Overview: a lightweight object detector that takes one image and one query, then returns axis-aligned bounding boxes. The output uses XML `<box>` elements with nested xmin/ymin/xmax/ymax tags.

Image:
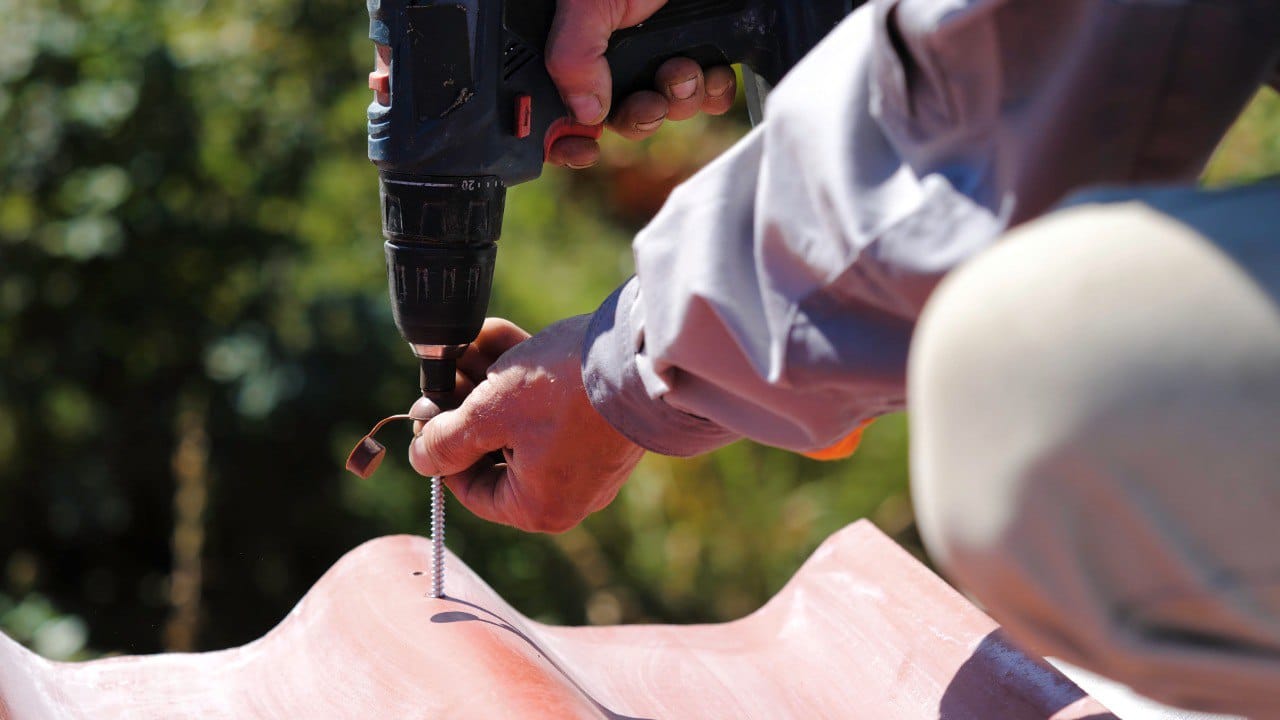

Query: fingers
<box><xmin>654</xmin><ymin>57</ymin><xmax>705</xmax><ymax>122</ymax></box>
<box><xmin>702</xmin><ymin>65</ymin><xmax>736</xmax><ymax>115</ymax></box>
<box><xmin>545</xmin><ymin>0</ymin><xmax>616</xmax><ymax>124</ymax></box>
<box><xmin>409</xmin><ymin>392</ymin><xmax>504</xmax><ymax>477</ymax></box>
<box><xmin>544</xmin><ymin>0</ymin><xmax>733</xmax><ymax>168</ymax></box>
<box><xmin>562</xmin><ymin>60</ymin><xmax>737</xmax><ymax>161</ymax></box>
<box><xmin>547</xmin><ymin>56</ymin><xmax>735</xmax><ymax>169</ymax></box>
<box><xmin>545</xmin><ymin>0</ymin><xmax>671</xmax><ymax>125</ymax></box>
<box><xmin>547</xmin><ymin>136</ymin><xmax>601</xmax><ymax>169</ymax></box>
<box><xmin>473</xmin><ymin>317</ymin><xmax>531</xmax><ymax>358</ymax></box>
<box><xmin>456</xmin><ymin>318</ymin><xmax>531</xmax><ymax>385</ymax></box>
<box><xmin>443</xmin><ymin>459</ymin><xmax>583</xmax><ymax>534</ymax></box>
<box><xmin>411</xmin><ymin>318</ymin><xmax>529</xmax><ymax>461</ymax></box>
<box><xmin>609</xmin><ymin>90</ymin><xmax>668</xmax><ymax>141</ymax></box>
<box><xmin>411</xmin><ymin>313</ymin><xmax>638</xmax><ymax>535</ymax></box>
<box><xmin>440</xmin><ymin>459</ymin><xmax>517</xmax><ymax>527</ymax></box>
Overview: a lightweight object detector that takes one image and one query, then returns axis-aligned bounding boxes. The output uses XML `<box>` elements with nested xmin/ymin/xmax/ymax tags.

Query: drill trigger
<box><xmin>543</xmin><ymin>117</ymin><xmax>604</xmax><ymax>163</ymax></box>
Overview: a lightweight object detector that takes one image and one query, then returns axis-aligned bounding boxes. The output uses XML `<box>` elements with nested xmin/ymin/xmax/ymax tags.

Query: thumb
<box><xmin>545</xmin><ymin>0</ymin><xmax>617</xmax><ymax>124</ymax></box>
<box><xmin>409</xmin><ymin>402</ymin><xmax>500</xmax><ymax>477</ymax></box>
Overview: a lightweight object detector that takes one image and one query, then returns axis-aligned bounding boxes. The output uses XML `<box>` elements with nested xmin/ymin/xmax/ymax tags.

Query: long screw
<box><xmin>429</xmin><ymin>475</ymin><xmax>445</xmax><ymax>598</ymax></box>
<box><xmin>343</xmin><ymin>411</ymin><xmax>447</xmax><ymax>596</ymax></box>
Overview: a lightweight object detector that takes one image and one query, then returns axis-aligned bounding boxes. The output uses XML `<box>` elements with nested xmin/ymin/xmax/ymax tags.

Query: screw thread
<box><xmin>429</xmin><ymin>476</ymin><xmax>445</xmax><ymax>598</ymax></box>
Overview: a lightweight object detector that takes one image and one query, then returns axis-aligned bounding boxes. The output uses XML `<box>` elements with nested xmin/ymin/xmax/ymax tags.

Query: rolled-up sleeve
<box><xmin>582</xmin><ymin>0</ymin><xmax>1279</xmax><ymax>456</ymax></box>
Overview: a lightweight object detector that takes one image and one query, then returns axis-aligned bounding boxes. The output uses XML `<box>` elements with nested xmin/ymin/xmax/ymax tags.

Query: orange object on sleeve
<box><xmin>801</xmin><ymin>419</ymin><xmax>876</xmax><ymax>461</ymax></box>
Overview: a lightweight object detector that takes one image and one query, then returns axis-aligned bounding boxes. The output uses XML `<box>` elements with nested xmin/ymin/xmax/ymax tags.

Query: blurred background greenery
<box><xmin>0</xmin><ymin>0</ymin><xmax>1276</xmax><ymax>661</ymax></box>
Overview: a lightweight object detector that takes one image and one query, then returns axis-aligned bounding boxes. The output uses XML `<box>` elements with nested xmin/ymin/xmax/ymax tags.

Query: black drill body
<box><xmin>366</xmin><ymin>0</ymin><xmax>858</xmax><ymax>394</ymax></box>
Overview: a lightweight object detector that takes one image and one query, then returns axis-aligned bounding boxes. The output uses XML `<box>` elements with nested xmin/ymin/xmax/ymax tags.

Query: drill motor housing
<box><xmin>367</xmin><ymin>0</ymin><xmax>857</xmax><ymax>393</ymax></box>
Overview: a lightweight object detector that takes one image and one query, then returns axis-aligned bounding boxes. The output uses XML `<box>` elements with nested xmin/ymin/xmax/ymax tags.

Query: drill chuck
<box><xmin>380</xmin><ymin>173</ymin><xmax>505</xmax><ymax>394</ymax></box>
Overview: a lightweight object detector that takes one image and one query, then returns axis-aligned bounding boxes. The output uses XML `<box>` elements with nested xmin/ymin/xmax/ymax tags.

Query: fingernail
<box><xmin>707</xmin><ymin>82</ymin><xmax>730</xmax><ymax>99</ymax></box>
<box><xmin>564</xmin><ymin>161</ymin><xmax>594</xmax><ymax>170</ymax></box>
<box><xmin>567</xmin><ymin>94</ymin><xmax>602</xmax><ymax>124</ymax></box>
<box><xmin>670</xmin><ymin>78</ymin><xmax>697</xmax><ymax>100</ymax></box>
<box><xmin>634</xmin><ymin>117</ymin><xmax>664</xmax><ymax>132</ymax></box>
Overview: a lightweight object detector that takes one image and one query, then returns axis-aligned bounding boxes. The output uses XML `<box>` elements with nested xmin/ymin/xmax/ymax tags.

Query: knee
<box><xmin>908</xmin><ymin>196</ymin><xmax>1280</xmax><ymax>715</ymax></box>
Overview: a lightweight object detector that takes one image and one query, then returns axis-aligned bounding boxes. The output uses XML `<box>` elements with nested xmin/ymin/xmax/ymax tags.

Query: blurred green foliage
<box><xmin>0</xmin><ymin>0</ymin><xmax>1277</xmax><ymax>658</ymax></box>
<box><xmin>0</xmin><ymin>591</ymin><xmax>93</xmax><ymax>661</ymax></box>
<box><xmin>1203</xmin><ymin>88</ymin><xmax>1280</xmax><ymax>186</ymax></box>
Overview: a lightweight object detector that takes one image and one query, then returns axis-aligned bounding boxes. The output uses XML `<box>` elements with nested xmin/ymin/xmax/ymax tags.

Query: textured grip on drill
<box><xmin>505</xmin><ymin>0</ymin><xmax>856</xmax><ymax>105</ymax></box>
<box><xmin>386</xmin><ymin>241</ymin><xmax>497</xmax><ymax>347</ymax></box>
<box><xmin>380</xmin><ymin>174</ymin><xmax>505</xmax><ymax>245</ymax></box>
<box><xmin>381</xmin><ymin>174</ymin><xmax>504</xmax><ymax>348</ymax></box>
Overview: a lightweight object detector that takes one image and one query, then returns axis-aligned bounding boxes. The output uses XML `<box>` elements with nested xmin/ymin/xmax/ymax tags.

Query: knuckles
<box><xmin>544</xmin><ymin>51</ymin><xmax>581</xmax><ymax>83</ymax></box>
<box><xmin>544</xmin><ymin>35</ymin><xmax>610</xmax><ymax>83</ymax></box>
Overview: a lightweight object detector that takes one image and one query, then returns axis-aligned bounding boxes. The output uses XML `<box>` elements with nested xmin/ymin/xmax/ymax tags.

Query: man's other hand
<box><xmin>408</xmin><ymin>317</ymin><xmax>644</xmax><ymax>533</ymax></box>
<box><xmin>545</xmin><ymin>0</ymin><xmax>737</xmax><ymax>169</ymax></box>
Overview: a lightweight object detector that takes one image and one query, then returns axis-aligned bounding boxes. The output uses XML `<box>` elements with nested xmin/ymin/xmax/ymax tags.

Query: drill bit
<box><xmin>429</xmin><ymin>475</ymin><xmax>445</xmax><ymax>598</ymax></box>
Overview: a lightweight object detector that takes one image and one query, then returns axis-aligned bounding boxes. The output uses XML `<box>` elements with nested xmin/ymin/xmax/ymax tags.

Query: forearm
<box><xmin>584</xmin><ymin>0</ymin><xmax>1276</xmax><ymax>456</ymax></box>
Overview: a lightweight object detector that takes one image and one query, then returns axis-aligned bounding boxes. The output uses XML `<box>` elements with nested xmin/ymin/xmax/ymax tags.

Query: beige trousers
<box><xmin>909</xmin><ymin>184</ymin><xmax>1280</xmax><ymax>718</ymax></box>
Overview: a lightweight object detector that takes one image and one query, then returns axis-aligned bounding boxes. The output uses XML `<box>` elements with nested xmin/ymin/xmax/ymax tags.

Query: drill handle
<box><xmin>509</xmin><ymin>0</ymin><xmax>857</xmax><ymax>108</ymax></box>
<box><xmin>605</xmin><ymin>0</ymin><xmax>856</xmax><ymax>99</ymax></box>
<box><xmin>367</xmin><ymin>0</ymin><xmax>859</xmax><ymax>183</ymax></box>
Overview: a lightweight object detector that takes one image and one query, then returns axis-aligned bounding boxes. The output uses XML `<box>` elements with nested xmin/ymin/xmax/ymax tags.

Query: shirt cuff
<box><xmin>581</xmin><ymin>278</ymin><xmax>741</xmax><ymax>457</ymax></box>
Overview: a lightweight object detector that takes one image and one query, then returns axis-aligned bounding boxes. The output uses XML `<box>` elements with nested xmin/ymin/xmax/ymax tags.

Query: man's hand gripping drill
<box><xmin>348</xmin><ymin>0</ymin><xmax>856</xmax><ymax>561</ymax></box>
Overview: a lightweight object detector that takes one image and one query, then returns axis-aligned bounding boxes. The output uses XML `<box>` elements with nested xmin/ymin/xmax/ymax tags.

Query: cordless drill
<box><xmin>366</xmin><ymin>0</ymin><xmax>857</xmax><ymax>394</ymax></box>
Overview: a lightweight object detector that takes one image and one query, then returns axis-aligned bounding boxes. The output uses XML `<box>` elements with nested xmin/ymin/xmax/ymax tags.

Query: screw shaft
<box><xmin>429</xmin><ymin>475</ymin><xmax>445</xmax><ymax>598</ymax></box>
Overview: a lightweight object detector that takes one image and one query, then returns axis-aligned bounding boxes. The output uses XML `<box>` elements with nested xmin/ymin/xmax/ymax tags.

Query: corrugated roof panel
<box><xmin>0</xmin><ymin>520</ymin><xmax>1114</xmax><ymax>719</ymax></box>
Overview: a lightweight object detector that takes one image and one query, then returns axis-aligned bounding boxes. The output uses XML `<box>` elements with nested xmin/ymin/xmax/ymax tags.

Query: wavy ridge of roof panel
<box><xmin>0</xmin><ymin>520</ymin><xmax>1115</xmax><ymax>719</ymax></box>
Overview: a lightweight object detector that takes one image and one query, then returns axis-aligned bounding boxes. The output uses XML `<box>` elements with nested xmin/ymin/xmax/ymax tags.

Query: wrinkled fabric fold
<box><xmin>582</xmin><ymin>0</ymin><xmax>1280</xmax><ymax>455</ymax></box>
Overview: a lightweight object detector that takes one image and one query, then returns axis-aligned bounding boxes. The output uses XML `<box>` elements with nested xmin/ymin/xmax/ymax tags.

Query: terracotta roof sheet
<box><xmin>0</xmin><ymin>520</ymin><xmax>1115</xmax><ymax>719</ymax></box>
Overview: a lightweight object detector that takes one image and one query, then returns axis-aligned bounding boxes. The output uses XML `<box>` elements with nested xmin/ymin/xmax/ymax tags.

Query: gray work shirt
<box><xmin>581</xmin><ymin>0</ymin><xmax>1280</xmax><ymax>456</ymax></box>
